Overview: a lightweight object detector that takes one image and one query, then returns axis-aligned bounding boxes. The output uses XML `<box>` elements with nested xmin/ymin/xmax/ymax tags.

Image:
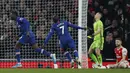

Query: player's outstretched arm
<box><xmin>67</xmin><ymin>22</ymin><xmax>87</xmax><ymax>30</ymax></box>
<box><xmin>44</xmin><ymin>27</ymin><xmax>54</xmax><ymax>46</ymax></box>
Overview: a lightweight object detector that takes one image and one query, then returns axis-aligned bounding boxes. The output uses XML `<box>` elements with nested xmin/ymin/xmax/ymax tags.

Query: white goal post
<box><xmin>78</xmin><ymin>0</ymin><xmax>88</xmax><ymax>68</ymax></box>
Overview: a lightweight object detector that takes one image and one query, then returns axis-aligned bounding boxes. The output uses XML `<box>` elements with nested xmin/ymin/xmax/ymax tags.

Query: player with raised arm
<box><xmin>88</xmin><ymin>12</ymin><xmax>104</xmax><ymax>68</ymax></box>
<box><xmin>106</xmin><ymin>38</ymin><xmax>129</xmax><ymax>69</ymax></box>
<box><xmin>10</xmin><ymin>10</ymin><xmax>58</xmax><ymax>68</ymax></box>
<box><xmin>43</xmin><ymin>16</ymin><xmax>87</xmax><ymax>68</ymax></box>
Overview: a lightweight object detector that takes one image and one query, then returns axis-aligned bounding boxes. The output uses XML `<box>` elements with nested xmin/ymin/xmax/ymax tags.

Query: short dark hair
<box><xmin>53</xmin><ymin>15</ymin><xmax>59</xmax><ymax>23</ymax></box>
<box><xmin>11</xmin><ymin>10</ymin><xmax>18</xmax><ymax>16</ymax></box>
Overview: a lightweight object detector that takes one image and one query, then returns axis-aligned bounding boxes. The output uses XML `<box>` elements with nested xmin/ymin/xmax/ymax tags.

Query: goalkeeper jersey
<box><xmin>93</xmin><ymin>20</ymin><xmax>104</xmax><ymax>41</ymax></box>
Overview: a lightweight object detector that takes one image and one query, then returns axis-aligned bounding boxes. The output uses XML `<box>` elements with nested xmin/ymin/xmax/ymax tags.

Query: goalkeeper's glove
<box><xmin>83</xmin><ymin>27</ymin><xmax>87</xmax><ymax>30</ymax></box>
<box><xmin>87</xmin><ymin>34</ymin><xmax>94</xmax><ymax>39</ymax></box>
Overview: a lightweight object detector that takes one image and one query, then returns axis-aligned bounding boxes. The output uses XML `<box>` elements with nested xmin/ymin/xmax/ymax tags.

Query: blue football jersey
<box><xmin>44</xmin><ymin>21</ymin><xmax>84</xmax><ymax>45</ymax></box>
<box><xmin>16</xmin><ymin>17</ymin><xmax>36</xmax><ymax>45</ymax></box>
<box><xmin>16</xmin><ymin>17</ymin><xmax>33</xmax><ymax>37</ymax></box>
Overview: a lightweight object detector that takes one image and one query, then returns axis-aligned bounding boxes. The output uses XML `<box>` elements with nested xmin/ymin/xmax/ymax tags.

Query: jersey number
<box><xmin>60</xmin><ymin>26</ymin><xmax>64</xmax><ymax>35</ymax></box>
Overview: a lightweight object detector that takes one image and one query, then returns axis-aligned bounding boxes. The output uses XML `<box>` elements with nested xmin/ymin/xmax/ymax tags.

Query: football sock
<box><xmin>89</xmin><ymin>53</ymin><xmax>99</xmax><ymax>64</ymax></box>
<box><xmin>73</xmin><ymin>50</ymin><xmax>78</xmax><ymax>58</ymax></box>
<box><xmin>15</xmin><ymin>49</ymin><xmax>21</xmax><ymax>63</ymax></box>
<box><xmin>64</xmin><ymin>51</ymin><xmax>72</xmax><ymax>62</ymax></box>
<box><xmin>35</xmin><ymin>48</ymin><xmax>51</xmax><ymax>57</ymax></box>
<box><xmin>97</xmin><ymin>54</ymin><xmax>102</xmax><ymax>66</ymax></box>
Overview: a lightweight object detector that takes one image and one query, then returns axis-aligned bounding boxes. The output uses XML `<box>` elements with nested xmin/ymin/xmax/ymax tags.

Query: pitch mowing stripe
<box><xmin>0</xmin><ymin>69</ymin><xmax>130</xmax><ymax>73</ymax></box>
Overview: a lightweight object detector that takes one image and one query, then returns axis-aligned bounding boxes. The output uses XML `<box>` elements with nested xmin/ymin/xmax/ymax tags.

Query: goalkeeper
<box><xmin>88</xmin><ymin>12</ymin><xmax>104</xmax><ymax>68</ymax></box>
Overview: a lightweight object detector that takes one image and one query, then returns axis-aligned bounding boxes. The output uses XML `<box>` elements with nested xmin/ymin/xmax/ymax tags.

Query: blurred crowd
<box><xmin>88</xmin><ymin>0</ymin><xmax>130</xmax><ymax>59</ymax></box>
<box><xmin>0</xmin><ymin>0</ymin><xmax>78</xmax><ymax>40</ymax></box>
<box><xmin>0</xmin><ymin>0</ymin><xmax>130</xmax><ymax>60</ymax></box>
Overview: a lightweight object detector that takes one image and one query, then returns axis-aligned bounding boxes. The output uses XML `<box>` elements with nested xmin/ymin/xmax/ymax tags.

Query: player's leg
<box><xmin>95</xmin><ymin>48</ymin><xmax>102</xmax><ymax>66</ymax></box>
<box><xmin>63</xmin><ymin>50</ymin><xmax>74</xmax><ymax>68</ymax></box>
<box><xmin>12</xmin><ymin>36</ymin><xmax>25</xmax><ymax>68</ymax></box>
<box><xmin>88</xmin><ymin>41</ymin><xmax>99</xmax><ymax>66</ymax></box>
<box><xmin>95</xmin><ymin>39</ymin><xmax>104</xmax><ymax>66</ymax></box>
<box><xmin>12</xmin><ymin>42</ymin><xmax>22</xmax><ymax>68</ymax></box>
<box><xmin>15</xmin><ymin>42</ymin><xmax>22</xmax><ymax>63</ymax></box>
<box><xmin>106</xmin><ymin>64</ymin><xmax>118</xmax><ymax>69</ymax></box>
<box><xmin>68</xmin><ymin>40</ymin><xmax>78</xmax><ymax>60</ymax></box>
<box><xmin>32</xmin><ymin>44</ymin><xmax>52</xmax><ymax>57</ymax></box>
<box><xmin>118</xmin><ymin>60</ymin><xmax>129</xmax><ymax>68</ymax></box>
<box><xmin>29</xmin><ymin>36</ymin><xmax>58</xmax><ymax>68</ymax></box>
<box><xmin>68</xmin><ymin>40</ymin><xmax>81</xmax><ymax>68</ymax></box>
<box><xmin>63</xmin><ymin>51</ymin><xmax>73</xmax><ymax>63</ymax></box>
<box><xmin>60</xmin><ymin>43</ymin><xmax>74</xmax><ymax>68</ymax></box>
<box><xmin>29</xmin><ymin>36</ymin><xmax>52</xmax><ymax>57</ymax></box>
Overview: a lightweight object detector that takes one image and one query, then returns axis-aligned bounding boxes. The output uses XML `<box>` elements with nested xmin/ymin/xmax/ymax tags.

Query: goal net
<box><xmin>0</xmin><ymin>0</ymin><xmax>88</xmax><ymax>68</ymax></box>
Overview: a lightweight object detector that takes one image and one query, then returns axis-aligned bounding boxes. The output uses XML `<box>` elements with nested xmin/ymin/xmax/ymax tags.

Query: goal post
<box><xmin>78</xmin><ymin>0</ymin><xmax>88</xmax><ymax>68</ymax></box>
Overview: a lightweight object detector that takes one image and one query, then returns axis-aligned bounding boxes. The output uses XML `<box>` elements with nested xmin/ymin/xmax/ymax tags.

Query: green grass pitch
<box><xmin>0</xmin><ymin>69</ymin><xmax>130</xmax><ymax>73</ymax></box>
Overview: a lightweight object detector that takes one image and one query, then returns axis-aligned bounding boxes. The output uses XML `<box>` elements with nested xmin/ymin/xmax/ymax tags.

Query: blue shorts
<box><xmin>18</xmin><ymin>34</ymin><xmax>36</xmax><ymax>45</ymax></box>
<box><xmin>60</xmin><ymin>39</ymin><xmax>76</xmax><ymax>51</ymax></box>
